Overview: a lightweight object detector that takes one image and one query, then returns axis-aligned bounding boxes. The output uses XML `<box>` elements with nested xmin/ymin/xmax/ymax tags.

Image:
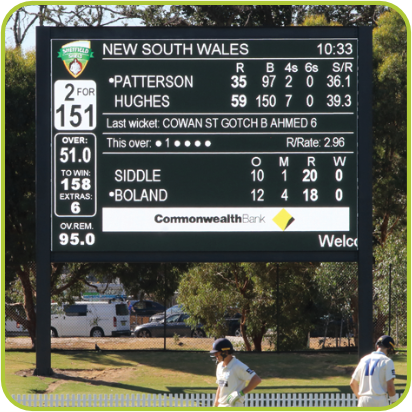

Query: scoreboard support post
<box><xmin>357</xmin><ymin>27</ymin><xmax>374</xmax><ymax>358</ymax></box>
<box><xmin>35</xmin><ymin>27</ymin><xmax>53</xmax><ymax>375</ymax></box>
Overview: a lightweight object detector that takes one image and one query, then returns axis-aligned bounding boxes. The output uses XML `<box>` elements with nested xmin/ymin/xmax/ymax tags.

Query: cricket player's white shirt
<box><xmin>216</xmin><ymin>356</ymin><xmax>256</xmax><ymax>407</ymax></box>
<box><xmin>352</xmin><ymin>350</ymin><xmax>396</xmax><ymax>397</ymax></box>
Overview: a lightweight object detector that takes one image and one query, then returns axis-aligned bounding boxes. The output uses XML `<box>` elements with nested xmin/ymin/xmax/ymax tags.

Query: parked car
<box><xmin>51</xmin><ymin>301</ymin><xmax>131</xmax><ymax>337</ymax></box>
<box><xmin>149</xmin><ymin>304</ymin><xmax>183</xmax><ymax>322</ymax></box>
<box><xmin>133</xmin><ymin>313</ymin><xmax>206</xmax><ymax>338</ymax></box>
<box><xmin>224</xmin><ymin>312</ymin><xmax>242</xmax><ymax>337</ymax></box>
<box><xmin>130</xmin><ymin>300</ymin><xmax>165</xmax><ymax>317</ymax></box>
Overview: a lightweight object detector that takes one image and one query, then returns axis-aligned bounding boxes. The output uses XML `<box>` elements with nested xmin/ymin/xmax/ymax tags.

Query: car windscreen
<box><xmin>134</xmin><ymin>302</ymin><xmax>146</xmax><ymax>309</ymax></box>
<box><xmin>165</xmin><ymin>314</ymin><xmax>181</xmax><ymax>323</ymax></box>
<box><xmin>115</xmin><ymin>304</ymin><xmax>129</xmax><ymax>316</ymax></box>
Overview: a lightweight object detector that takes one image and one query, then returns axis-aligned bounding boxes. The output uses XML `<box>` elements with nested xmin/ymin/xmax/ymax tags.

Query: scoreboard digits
<box><xmin>54</xmin><ymin>80</ymin><xmax>96</xmax><ymax>130</ymax></box>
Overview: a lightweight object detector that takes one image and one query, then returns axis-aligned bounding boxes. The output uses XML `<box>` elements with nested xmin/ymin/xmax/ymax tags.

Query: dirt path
<box><xmin>5</xmin><ymin>336</ymin><xmax>355</xmax><ymax>351</ymax></box>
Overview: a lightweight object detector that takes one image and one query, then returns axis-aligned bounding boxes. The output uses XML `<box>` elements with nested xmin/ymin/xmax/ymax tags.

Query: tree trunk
<box><xmin>252</xmin><ymin>328</ymin><xmax>265</xmax><ymax>352</ymax></box>
<box><xmin>17</xmin><ymin>265</ymin><xmax>36</xmax><ymax>348</ymax></box>
<box><xmin>240</xmin><ymin>309</ymin><xmax>252</xmax><ymax>351</ymax></box>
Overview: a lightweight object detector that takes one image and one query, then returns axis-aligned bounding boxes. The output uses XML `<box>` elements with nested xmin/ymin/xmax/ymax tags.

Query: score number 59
<box><xmin>231</xmin><ymin>75</ymin><xmax>247</xmax><ymax>107</ymax></box>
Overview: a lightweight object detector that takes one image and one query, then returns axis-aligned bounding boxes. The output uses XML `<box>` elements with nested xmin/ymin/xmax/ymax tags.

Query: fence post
<box><xmin>297</xmin><ymin>393</ymin><xmax>303</xmax><ymax>407</ymax></box>
<box><xmin>303</xmin><ymin>393</ymin><xmax>308</xmax><ymax>407</ymax></box>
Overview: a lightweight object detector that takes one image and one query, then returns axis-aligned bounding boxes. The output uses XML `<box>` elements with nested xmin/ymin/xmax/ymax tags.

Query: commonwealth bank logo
<box><xmin>58</xmin><ymin>40</ymin><xmax>94</xmax><ymax>78</ymax></box>
<box><xmin>273</xmin><ymin>208</ymin><xmax>295</xmax><ymax>231</ymax></box>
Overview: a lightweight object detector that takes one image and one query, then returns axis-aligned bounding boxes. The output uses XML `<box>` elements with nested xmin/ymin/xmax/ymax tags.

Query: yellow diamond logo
<box><xmin>273</xmin><ymin>209</ymin><xmax>295</xmax><ymax>231</ymax></box>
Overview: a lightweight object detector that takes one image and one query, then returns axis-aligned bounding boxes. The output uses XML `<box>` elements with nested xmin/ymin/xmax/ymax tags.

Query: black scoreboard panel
<box><xmin>48</xmin><ymin>28</ymin><xmax>365</xmax><ymax>256</ymax></box>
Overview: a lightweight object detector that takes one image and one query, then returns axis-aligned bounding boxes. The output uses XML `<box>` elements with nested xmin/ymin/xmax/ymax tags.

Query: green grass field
<box><xmin>2</xmin><ymin>351</ymin><xmax>408</xmax><ymax>398</ymax></box>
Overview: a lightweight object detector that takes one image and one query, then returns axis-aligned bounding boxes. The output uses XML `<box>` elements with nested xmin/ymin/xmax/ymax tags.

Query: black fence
<box><xmin>4</xmin><ymin>264</ymin><xmax>407</xmax><ymax>352</ymax></box>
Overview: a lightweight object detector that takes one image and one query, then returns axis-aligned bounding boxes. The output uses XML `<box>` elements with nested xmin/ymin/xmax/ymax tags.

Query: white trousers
<box><xmin>358</xmin><ymin>395</ymin><xmax>389</xmax><ymax>407</ymax></box>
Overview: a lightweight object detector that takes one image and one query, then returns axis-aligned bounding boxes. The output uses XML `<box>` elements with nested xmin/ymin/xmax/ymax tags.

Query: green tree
<box><xmin>178</xmin><ymin>262</ymin><xmax>317</xmax><ymax>351</ymax></box>
<box><xmin>121</xmin><ymin>5</ymin><xmax>384</xmax><ymax>28</ymax></box>
<box><xmin>313</xmin><ymin>262</ymin><xmax>358</xmax><ymax>345</ymax></box>
<box><xmin>373</xmin><ymin>225</ymin><xmax>407</xmax><ymax>345</ymax></box>
<box><xmin>372</xmin><ymin>10</ymin><xmax>407</xmax><ymax>244</ymax></box>
<box><xmin>313</xmin><ymin>226</ymin><xmax>407</xmax><ymax>349</ymax></box>
<box><xmin>4</xmin><ymin>48</ymin><xmax>37</xmax><ymax>342</ymax></box>
<box><xmin>119</xmin><ymin>5</ymin><xmax>293</xmax><ymax>27</ymax></box>
<box><xmin>300</xmin><ymin>14</ymin><xmax>342</xmax><ymax>26</ymax></box>
<box><xmin>295</xmin><ymin>5</ymin><xmax>388</xmax><ymax>26</ymax></box>
<box><xmin>100</xmin><ymin>262</ymin><xmax>186</xmax><ymax>304</ymax></box>
<box><xmin>7</xmin><ymin>5</ymin><xmax>136</xmax><ymax>48</ymax></box>
<box><xmin>7</xmin><ymin>4</ymin><xmax>388</xmax><ymax>50</ymax></box>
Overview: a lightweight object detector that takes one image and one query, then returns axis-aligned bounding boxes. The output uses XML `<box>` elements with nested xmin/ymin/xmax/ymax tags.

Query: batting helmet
<box><xmin>376</xmin><ymin>335</ymin><xmax>395</xmax><ymax>353</ymax></box>
<box><xmin>210</xmin><ymin>338</ymin><xmax>234</xmax><ymax>354</ymax></box>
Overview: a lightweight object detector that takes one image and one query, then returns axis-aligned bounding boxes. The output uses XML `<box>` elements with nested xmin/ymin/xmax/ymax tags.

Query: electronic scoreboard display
<box><xmin>41</xmin><ymin>27</ymin><xmax>371</xmax><ymax>259</ymax></box>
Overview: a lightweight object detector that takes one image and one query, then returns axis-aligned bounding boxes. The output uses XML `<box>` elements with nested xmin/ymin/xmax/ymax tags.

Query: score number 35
<box><xmin>231</xmin><ymin>75</ymin><xmax>247</xmax><ymax>107</ymax></box>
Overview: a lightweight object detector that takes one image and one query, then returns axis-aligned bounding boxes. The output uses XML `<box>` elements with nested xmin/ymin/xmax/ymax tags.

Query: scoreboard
<box><xmin>39</xmin><ymin>27</ymin><xmax>371</xmax><ymax>260</ymax></box>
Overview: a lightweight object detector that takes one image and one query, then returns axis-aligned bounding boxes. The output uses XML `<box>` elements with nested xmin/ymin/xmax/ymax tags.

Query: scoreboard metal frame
<box><xmin>38</xmin><ymin>26</ymin><xmax>371</xmax><ymax>264</ymax></box>
<box><xmin>35</xmin><ymin>27</ymin><xmax>372</xmax><ymax>374</ymax></box>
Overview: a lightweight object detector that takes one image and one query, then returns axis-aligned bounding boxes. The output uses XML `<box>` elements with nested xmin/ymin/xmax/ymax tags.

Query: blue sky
<box><xmin>5</xmin><ymin>4</ymin><xmax>144</xmax><ymax>51</ymax></box>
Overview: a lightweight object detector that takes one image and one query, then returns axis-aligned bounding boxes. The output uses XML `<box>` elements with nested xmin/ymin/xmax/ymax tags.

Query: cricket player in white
<box><xmin>350</xmin><ymin>335</ymin><xmax>397</xmax><ymax>407</ymax></box>
<box><xmin>210</xmin><ymin>338</ymin><xmax>262</xmax><ymax>407</ymax></box>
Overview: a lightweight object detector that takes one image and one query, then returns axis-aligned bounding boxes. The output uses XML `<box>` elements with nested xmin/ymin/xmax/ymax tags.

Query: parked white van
<box><xmin>51</xmin><ymin>301</ymin><xmax>131</xmax><ymax>337</ymax></box>
<box><xmin>5</xmin><ymin>319</ymin><xmax>29</xmax><ymax>336</ymax></box>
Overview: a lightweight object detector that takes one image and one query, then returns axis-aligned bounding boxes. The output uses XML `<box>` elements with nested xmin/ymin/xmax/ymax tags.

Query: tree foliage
<box><xmin>313</xmin><ymin>262</ymin><xmax>358</xmax><ymax>343</ymax></box>
<box><xmin>4</xmin><ymin>49</ymin><xmax>36</xmax><ymax>274</ymax></box>
<box><xmin>4</xmin><ymin>48</ymin><xmax>37</xmax><ymax>343</ymax></box>
<box><xmin>299</xmin><ymin>14</ymin><xmax>342</xmax><ymax>27</ymax></box>
<box><xmin>178</xmin><ymin>262</ymin><xmax>318</xmax><ymax>351</ymax></box>
<box><xmin>373</xmin><ymin>224</ymin><xmax>407</xmax><ymax>345</ymax></box>
<box><xmin>295</xmin><ymin>5</ymin><xmax>387</xmax><ymax>26</ymax></box>
<box><xmin>372</xmin><ymin>10</ymin><xmax>407</xmax><ymax>244</ymax></box>
<box><xmin>6</xmin><ymin>4</ymin><xmax>388</xmax><ymax>49</ymax></box>
<box><xmin>116</xmin><ymin>4</ymin><xmax>386</xmax><ymax>28</ymax></box>
<box><xmin>97</xmin><ymin>263</ymin><xmax>187</xmax><ymax>303</ymax></box>
<box><xmin>7</xmin><ymin>5</ymin><xmax>135</xmax><ymax>48</ymax></box>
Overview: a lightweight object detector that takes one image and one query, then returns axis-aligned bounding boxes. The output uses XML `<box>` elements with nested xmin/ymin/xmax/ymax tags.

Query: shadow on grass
<box><xmin>52</xmin><ymin>351</ymin><xmax>217</xmax><ymax>376</ymax></box>
<box><xmin>43</xmin><ymin>351</ymin><xmax>407</xmax><ymax>384</ymax></box>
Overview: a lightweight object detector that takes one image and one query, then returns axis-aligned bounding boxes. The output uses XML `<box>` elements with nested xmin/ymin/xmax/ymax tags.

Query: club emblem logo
<box><xmin>57</xmin><ymin>40</ymin><xmax>94</xmax><ymax>78</ymax></box>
